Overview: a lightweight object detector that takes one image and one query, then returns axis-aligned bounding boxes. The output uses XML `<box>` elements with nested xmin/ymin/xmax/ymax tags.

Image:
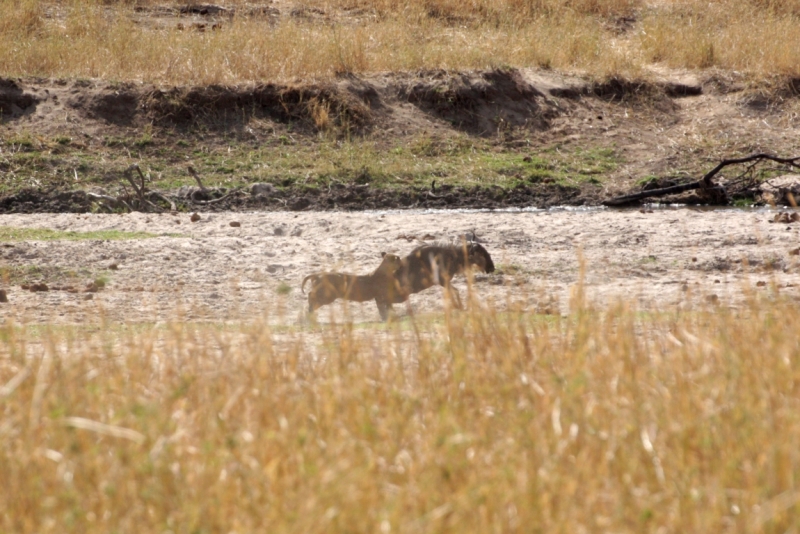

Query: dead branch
<box><xmin>86</xmin><ymin>192</ymin><xmax>119</xmax><ymax>204</ymax></box>
<box><xmin>603</xmin><ymin>181</ymin><xmax>705</xmax><ymax>206</ymax></box>
<box><xmin>133</xmin><ymin>164</ymin><xmax>147</xmax><ymax>194</ymax></box>
<box><xmin>122</xmin><ymin>163</ymin><xmax>144</xmax><ymax>200</ymax></box>
<box><xmin>187</xmin><ymin>166</ymin><xmax>208</xmax><ymax>191</ymax></box>
<box><xmin>147</xmin><ymin>191</ymin><xmax>177</xmax><ymax>212</ymax></box>
<box><xmin>603</xmin><ymin>153</ymin><xmax>800</xmax><ymax>206</ymax></box>
<box><xmin>189</xmin><ymin>187</ymin><xmax>243</xmax><ymax>205</ymax></box>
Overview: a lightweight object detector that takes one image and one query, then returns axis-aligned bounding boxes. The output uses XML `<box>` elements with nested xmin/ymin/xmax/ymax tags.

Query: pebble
<box><xmin>250</xmin><ymin>183</ymin><xmax>275</xmax><ymax>197</ymax></box>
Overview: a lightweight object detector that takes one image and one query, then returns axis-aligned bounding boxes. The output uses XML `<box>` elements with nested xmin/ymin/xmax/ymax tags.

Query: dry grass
<box><xmin>1</xmin><ymin>0</ymin><xmax>800</xmax><ymax>83</ymax></box>
<box><xmin>2</xmin><ymin>281</ymin><xmax>800</xmax><ymax>532</ymax></box>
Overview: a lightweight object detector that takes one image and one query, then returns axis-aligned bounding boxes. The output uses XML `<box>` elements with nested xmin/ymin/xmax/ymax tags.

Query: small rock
<box><xmin>522</xmin><ymin>156</ymin><xmax>532</xmax><ymax>163</ymax></box>
<box><xmin>691</xmin><ymin>257</ymin><xmax>697</xmax><ymax>262</ymax></box>
<box><xmin>230</xmin><ymin>221</ymin><xmax>241</xmax><ymax>228</ymax></box>
<box><xmin>250</xmin><ymin>182</ymin><xmax>275</xmax><ymax>197</ymax></box>
<box><xmin>191</xmin><ymin>213</ymin><xmax>201</xmax><ymax>222</ymax></box>
<box><xmin>756</xmin><ymin>281</ymin><xmax>767</xmax><ymax>287</ymax></box>
<box><xmin>85</xmin><ymin>280</ymin><xmax>104</xmax><ymax>293</ymax></box>
<box><xmin>31</xmin><ymin>283</ymin><xmax>49</xmax><ymax>292</ymax></box>
<box><xmin>422</xmin><ymin>234</ymin><xmax>436</xmax><ymax>240</ymax></box>
<box><xmin>274</xmin><ymin>226</ymin><xmax>285</xmax><ymax>236</ymax></box>
<box><xmin>0</xmin><ymin>289</ymin><xmax>7</xmax><ymax>303</ymax></box>
<box><xmin>790</xmin><ymin>248</ymin><xmax>800</xmax><ymax>256</ymax></box>
<box><xmin>714</xmin><ymin>279</ymin><xmax>720</xmax><ymax>283</ymax></box>
<box><xmin>290</xmin><ymin>226</ymin><xmax>302</xmax><ymax>237</ymax></box>
<box><xmin>266</xmin><ymin>264</ymin><xmax>281</xmax><ymax>274</ymax></box>
<box><xmin>84</xmin><ymin>294</ymin><xmax>94</xmax><ymax>301</ymax></box>
<box><xmin>20</xmin><ymin>284</ymin><xmax>30</xmax><ymax>290</ymax></box>
<box><xmin>109</xmin><ymin>263</ymin><xmax>118</xmax><ymax>270</ymax></box>
<box><xmin>706</xmin><ymin>294</ymin><xmax>719</xmax><ymax>303</ymax></box>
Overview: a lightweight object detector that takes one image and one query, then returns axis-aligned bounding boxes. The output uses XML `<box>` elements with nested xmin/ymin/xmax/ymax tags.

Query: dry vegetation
<box><xmin>1</xmin><ymin>0</ymin><xmax>800</xmax><ymax>84</ymax></box>
<box><xmin>3</xmin><ymin>3</ymin><xmax>800</xmax><ymax>529</ymax></box>
<box><xmin>2</xmin><ymin>283</ymin><xmax>800</xmax><ymax>532</ymax></box>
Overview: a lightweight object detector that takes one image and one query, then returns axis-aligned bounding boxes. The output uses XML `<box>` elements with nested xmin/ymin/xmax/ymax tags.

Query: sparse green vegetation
<box><xmin>276</xmin><ymin>281</ymin><xmax>293</xmax><ymax>295</ymax></box>
<box><xmin>0</xmin><ymin>133</ymin><xmax>621</xmax><ymax>197</ymax></box>
<box><xmin>0</xmin><ymin>226</ymin><xmax>158</xmax><ymax>242</ymax></box>
<box><xmin>0</xmin><ymin>264</ymin><xmax>95</xmax><ymax>285</ymax></box>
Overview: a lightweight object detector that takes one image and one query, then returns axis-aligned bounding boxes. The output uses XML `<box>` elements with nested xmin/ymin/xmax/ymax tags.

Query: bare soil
<box><xmin>1</xmin><ymin>208</ymin><xmax>799</xmax><ymax>326</ymax></box>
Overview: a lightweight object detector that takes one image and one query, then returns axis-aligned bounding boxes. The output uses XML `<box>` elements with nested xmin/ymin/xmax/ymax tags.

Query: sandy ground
<box><xmin>0</xmin><ymin>208</ymin><xmax>799</xmax><ymax>326</ymax></box>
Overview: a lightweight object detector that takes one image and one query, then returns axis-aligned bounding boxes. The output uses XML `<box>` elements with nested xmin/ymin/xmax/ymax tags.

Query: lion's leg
<box><xmin>444</xmin><ymin>281</ymin><xmax>463</xmax><ymax>309</ymax></box>
<box><xmin>376</xmin><ymin>300</ymin><xmax>393</xmax><ymax>322</ymax></box>
<box><xmin>437</xmin><ymin>271</ymin><xmax>463</xmax><ymax>310</ymax></box>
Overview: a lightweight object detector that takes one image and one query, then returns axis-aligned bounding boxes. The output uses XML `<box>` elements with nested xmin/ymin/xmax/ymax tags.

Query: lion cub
<box><xmin>302</xmin><ymin>253</ymin><xmax>405</xmax><ymax>319</ymax></box>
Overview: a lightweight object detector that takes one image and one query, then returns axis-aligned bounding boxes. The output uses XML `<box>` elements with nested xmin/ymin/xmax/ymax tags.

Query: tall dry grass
<box><xmin>2</xmin><ymin>285</ymin><xmax>799</xmax><ymax>533</ymax></box>
<box><xmin>0</xmin><ymin>0</ymin><xmax>799</xmax><ymax>83</ymax></box>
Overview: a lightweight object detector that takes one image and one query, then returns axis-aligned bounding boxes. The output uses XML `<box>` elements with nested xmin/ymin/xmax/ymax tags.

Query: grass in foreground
<box><xmin>1</xmin><ymin>288</ymin><xmax>799</xmax><ymax>533</ymax></box>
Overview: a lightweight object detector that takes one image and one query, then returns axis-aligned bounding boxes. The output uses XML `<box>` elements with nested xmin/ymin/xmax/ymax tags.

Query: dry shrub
<box><xmin>309</xmin><ymin>97</ymin><xmax>332</xmax><ymax>131</ymax></box>
<box><xmin>0</xmin><ymin>0</ymin><xmax>44</xmax><ymax>37</ymax></box>
<box><xmin>639</xmin><ymin>3</ymin><xmax>800</xmax><ymax>74</ymax></box>
<box><xmin>0</xmin><ymin>0</ymin><xmax>799</xmax><ymax>82</ymax></box>
<box><xmin>1</xmin><ymin>286</ymin><xmax>800</xmax><ymax>532</ymax></box>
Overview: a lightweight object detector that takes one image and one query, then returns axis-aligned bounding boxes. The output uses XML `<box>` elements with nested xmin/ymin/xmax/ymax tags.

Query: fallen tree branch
<box><xmin>123</xmin><ymin>164</ymin><xmax>145</xmax><ymax>202</ymax></box>
<box><xmin>147</xmin><ymin>191</ymin><xmax>177</xmax><ymax>212</ymax></box>
<box><xmin>86</xmin><ymin>192</ymin><xmax>119</xmax><ymax>204</ymax></box>
<box><xmin>603</xmin><ymin>153</ymin><xmax>800</xmax><ymax>206</ymax></box>
<box><xmin>189</xmin><ymin>187</ymin><xmax>243</xmax><ymax>205</ymax></box>
<box><xmin>603</xmin><ymin>181</ymin><xmax>706</xmax><ymax>206</ymax></box>
<box><xmin>187</xmin><ymin>166</ymin><xmax>208</xmax><ymax>191</ymax></box>
<box><xmin>699</xmin><ymin>153</ymin><xmax>800</xmax><ymax>187</ymax></box>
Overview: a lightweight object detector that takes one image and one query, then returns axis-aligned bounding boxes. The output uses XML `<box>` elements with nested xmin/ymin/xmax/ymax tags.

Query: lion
<box><xmin>302</xmin><ymin>253</ymin><xmax>405</xmax><ymax>319</ymax></box>
<box><xmin>377</xmin><ymin>242</ymin><xmax>495</xmax><ymax>317</ymax></box>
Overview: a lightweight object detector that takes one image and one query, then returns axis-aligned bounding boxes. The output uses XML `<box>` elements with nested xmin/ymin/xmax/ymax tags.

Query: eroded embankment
<box><xmin>1</xmin><ymin>68</ymin><xmax>799</xmax><ymax>212</ymax></box>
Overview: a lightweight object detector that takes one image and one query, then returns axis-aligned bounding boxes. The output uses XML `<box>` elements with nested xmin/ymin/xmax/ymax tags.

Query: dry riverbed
<box><xmin>0</xmin><ymin>208</ymin><xmax>799</xmax><ymax>326</ymax></box>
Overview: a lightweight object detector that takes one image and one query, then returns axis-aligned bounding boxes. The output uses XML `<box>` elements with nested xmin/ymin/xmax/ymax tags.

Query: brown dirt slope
<box><xmin>1</xmin><ymin>68</ymin><xmax>799</xmax><ymax>212</ymax></box>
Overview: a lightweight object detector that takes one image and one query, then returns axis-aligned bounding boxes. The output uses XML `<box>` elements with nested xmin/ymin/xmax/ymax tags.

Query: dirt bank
<box><xmin>2</xmin><ymin>68</ymin><xmax>799</xmax><ymax>212</ymax></box>
<box><xmin>1</xmin><ymin>208</ymin><xmax>798</xmax><ymax>325</ymax></box>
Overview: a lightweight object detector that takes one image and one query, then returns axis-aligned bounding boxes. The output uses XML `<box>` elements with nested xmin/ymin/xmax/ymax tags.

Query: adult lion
<box><xmin>378</xmin><ymin>243</ymin><xmax>495</xmax><ymax>318</ymax></box>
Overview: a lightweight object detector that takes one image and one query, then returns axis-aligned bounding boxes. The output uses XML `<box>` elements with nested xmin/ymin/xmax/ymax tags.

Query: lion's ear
<box><xmin>381</xmin><ymin>251</ymin><xmax>387</xmax><ymax>258</ymax></box>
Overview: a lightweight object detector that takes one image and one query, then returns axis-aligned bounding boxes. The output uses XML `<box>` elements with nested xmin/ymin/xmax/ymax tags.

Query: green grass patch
<box><xmin>0</xmin><ymin>226</ymin><xmax>158</xmax><ymax>242</ymax></box>
<box><xmin>0</xmin><ymin>131</ymin><xmax>626</xmax><ymax>197</ymax></box>
<box><xmin>0</xmin><ymin>264</ymin><xmax>95</xmax><ymax>285</ymax></box>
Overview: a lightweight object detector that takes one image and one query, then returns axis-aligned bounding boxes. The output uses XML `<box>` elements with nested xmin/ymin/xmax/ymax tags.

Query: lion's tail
<box><xmin>301</xmin><ymin>274</ymin><xmax>316</xmax><ymax>294</ymax></box>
